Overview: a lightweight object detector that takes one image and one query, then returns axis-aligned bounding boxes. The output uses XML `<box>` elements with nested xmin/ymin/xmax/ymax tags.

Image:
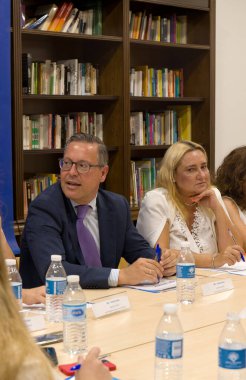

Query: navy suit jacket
<box><xmin>20</xmin><ymin>182</ymin><xmax>155</xmax><ymax>289</ymax></box>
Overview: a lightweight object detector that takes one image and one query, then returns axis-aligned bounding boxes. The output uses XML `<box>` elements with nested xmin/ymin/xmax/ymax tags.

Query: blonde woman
<box><xmin>0</xmin><ymin>238</ymin><xmax>111</xmax><ymax>380</ymax></box>
<box><xmin>137</xmin><ymin>141</ymin><xmax>243</xmax><ymax>269</ymax></box>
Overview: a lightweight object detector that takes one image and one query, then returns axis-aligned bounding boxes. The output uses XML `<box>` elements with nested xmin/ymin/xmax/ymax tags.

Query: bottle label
<box><xmin>63</xmin><ymin>304</ymin><xmax>86</xmax><ymax>322</ymax></box>
<box><xmin>11</xmin><ymin>282</ymin><xmax>22</xmax><ymax>300</ymax></box>
<box><xmin>176</xmin><ymin>264</ymin><xmax>195</xmax><ymax>279</ymax></box>
<box><xmin>46</xmin><ymin>278</ymin><xmax>66</xmax><ymax>295</ymax></box>
<box><xmin>155</xmin><ymin>337</ymin><xmax>183</xmax><ymax>359</ymax></box>
<box><xmin>219</xmin><ymin>347</ymin><xmax>246</xmax><ymax>369</ymax></box>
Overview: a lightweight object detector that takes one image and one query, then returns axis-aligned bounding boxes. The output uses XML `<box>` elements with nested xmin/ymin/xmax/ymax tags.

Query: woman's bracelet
<box><xmin>211</xmin><ymin>254</ymin><xmax>217</xmax><ymax>269</ymax></box>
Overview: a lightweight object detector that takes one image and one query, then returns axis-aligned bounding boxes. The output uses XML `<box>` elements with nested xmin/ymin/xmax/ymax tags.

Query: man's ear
<box><xmin>100</xmin><ymin>165</ymin><xmax>109</xmax><ymax>183</ymax></box>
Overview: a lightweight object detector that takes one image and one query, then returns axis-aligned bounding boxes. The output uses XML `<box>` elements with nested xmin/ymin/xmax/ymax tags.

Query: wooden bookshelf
<box><xmin>11</xmin><ymin>0</ymin><xmax>215</xmax><ymax>223</ymax></box>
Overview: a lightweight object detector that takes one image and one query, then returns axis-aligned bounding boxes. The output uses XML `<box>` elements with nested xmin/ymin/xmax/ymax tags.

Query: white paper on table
<box><xmin>214</xmin><ymin>260</ymin><xmax>246</xmax><ymax>276</ymax></box>
<box><xmin>125</xmin><ymin>278</ymin><xmax>176</xmax><ymax>293</ymax></box>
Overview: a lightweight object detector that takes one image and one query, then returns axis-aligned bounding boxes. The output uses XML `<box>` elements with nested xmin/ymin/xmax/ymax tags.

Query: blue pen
<box><xmin>228</xmin><ymin>228</ymin><xmax>245</xmax><ymax>262</ymax></box>
<box><xmin>155</xmin><ymin>244</ymin><xmax>162</xmax><ymax>262</ymax></box>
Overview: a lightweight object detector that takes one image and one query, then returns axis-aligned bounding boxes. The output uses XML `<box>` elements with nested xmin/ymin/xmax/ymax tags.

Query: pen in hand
<box><xmin>155</xmin><ymin>244</ymin><xmax>162</xmax><ymax>262</ymax></box>
<box><xmin>227</xmin><ymin>228</ymin><xmax>245</xmax><ymax>262</ymax></box>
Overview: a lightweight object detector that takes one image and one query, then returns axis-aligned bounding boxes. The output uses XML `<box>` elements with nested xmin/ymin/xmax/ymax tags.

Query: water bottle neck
<box><xmin>68</xmin><ymin>282</ymin><xmax>80</xmax><ymax>291</ymax></box>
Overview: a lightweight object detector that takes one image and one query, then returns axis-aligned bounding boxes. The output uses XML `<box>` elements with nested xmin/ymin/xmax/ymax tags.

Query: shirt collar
<box><xmin>71</xmin><ymin>195</ymin><xmax>97</xmax><ymax>213</ymax></box>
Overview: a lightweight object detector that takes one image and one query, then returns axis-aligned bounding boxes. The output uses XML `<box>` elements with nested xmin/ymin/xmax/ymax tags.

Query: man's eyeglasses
<box><xmin>59</xmin><ymin>158</ymin><xmax>104</xmax><ymax>174</ymax></box>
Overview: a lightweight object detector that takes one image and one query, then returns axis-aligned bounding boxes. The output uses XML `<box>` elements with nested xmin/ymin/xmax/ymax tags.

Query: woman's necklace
<box><xmin>183</xmin><ymin>201</ymin><xmax>198</xmax><ymax>207</ymax></box>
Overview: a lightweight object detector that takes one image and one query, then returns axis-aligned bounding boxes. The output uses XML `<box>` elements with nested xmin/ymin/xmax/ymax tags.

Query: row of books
<box><xmin>22</xmin><ymin>1</ymin><xmax>102</xmax><ymax>35</ymax></box>
<box><xmin>24</xmin><ymin>174</ymin><xmax>59</xmax><ymax>217</ymax></box>
<box><xmin>22</xmin><ymin>54</ymin><xmax>98</xmax><ymax>96</ymax></box>
<box><xmin>130</xmin><ymin>66</ymin><xmax>183</xmax><ymax>98</ymax></box>
<box><xmin>23</xmin><ymin>112</ymin><xmax>103</xmax><ymax>150</ymax></box>
<box><xmin>130</xmin><ymin>158</ymin><xmax>161</xmax><ymax>208</ymax></box>
<box><xmin>129</xmin><ymin>10</ymin><xmax>187</xmax><ymax>44</ymax></box>
<box><xmin>130</xmin><ymin>107</ymin><xmax>191</xmax><ymax>146</ymax></box>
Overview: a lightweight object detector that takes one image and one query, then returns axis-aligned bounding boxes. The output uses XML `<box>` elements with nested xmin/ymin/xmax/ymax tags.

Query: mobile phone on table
<box><xmin>58</xmin><ymin>362</ymin><xmax>77</xmax><ymax>376</ymax></box>
<box><xmin>101</xmin><ymin>359</ymin><xmax>117</xmax><ymax>371</ymax></box>
<box><xmin>42</xmin><ymin>346</ymin><xmax>58</xmax><ymax>366</ymax></box>
<box><xmin>59</xmin><ymin>359</ymin><xmax>116</xmax><ymax>375</ymax></box>
<box><xmin>35</xmin><ymin>331</ymin><xmax>63</xmax><ymax>346</ymax></box>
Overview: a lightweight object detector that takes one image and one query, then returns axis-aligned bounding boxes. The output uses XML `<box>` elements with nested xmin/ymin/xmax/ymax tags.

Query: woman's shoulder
<box><xmin>141</xmin><ymin>188</ymin><xmax>173</xmax><ymax>215</ymax></box>
<box><xmin>144</xmin><ymin>187</ymin><xmax>168</xmax><ymax>200</ymax></box>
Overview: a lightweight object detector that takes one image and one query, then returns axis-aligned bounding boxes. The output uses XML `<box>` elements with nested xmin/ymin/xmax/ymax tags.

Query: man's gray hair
<box><xmin>64</xmin><ymin>133</ymin><xmax>108</xmax><ymax>166</ymax></box>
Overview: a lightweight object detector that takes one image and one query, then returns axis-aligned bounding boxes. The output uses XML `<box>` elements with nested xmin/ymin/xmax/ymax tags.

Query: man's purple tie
<box><xmin>76</xmin><ymin>205</ymin><xmax>102</xmax><ymax>267</ymax></box>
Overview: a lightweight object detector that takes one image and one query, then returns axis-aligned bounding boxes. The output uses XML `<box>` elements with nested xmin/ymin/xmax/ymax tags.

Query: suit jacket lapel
<box><xmin>97</xmin><ymin>193</ymin><xmax>117</xmax><ymax>267</ymax></box>
<box><xmin>64</xmin><ymin>196</ymin><xmax>85</xmax><ymax>265</ymax></box>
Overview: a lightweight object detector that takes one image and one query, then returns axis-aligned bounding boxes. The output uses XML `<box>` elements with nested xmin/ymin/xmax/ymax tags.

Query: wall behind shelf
<box><xmin>215</xmin><ymin>0</ymin><xmax>246</xmax><ymax>168</ymax></box>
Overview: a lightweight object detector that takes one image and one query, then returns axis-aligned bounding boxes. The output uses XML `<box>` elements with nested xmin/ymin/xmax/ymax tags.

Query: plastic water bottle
<box><xmin>63</xmin><ymin>275</ymin><xmax>87</xmax><ymax>355</ymax></box>
<box><xmin>176</xmin><ymin>241</ymin><xmax>195</xmax><ymax>304</ymax></box>
<box><xmin>5</xmin><ymin>259</ymin><xmax>22</xmax><ymax>309</ymax></box>
<box><xmin>155</xmin><ymin>303</ymin><xmax>183</xmax><ymax>380</ymax></box>
<box><xmin>218</xmin><ymin>312</ymin><xmax>246</xmax><ymax>380</ymax></box>
<box><xmin>45</xmin><ymin>254</ymin><xmax>66</xmax><ymax>322</ymax></box>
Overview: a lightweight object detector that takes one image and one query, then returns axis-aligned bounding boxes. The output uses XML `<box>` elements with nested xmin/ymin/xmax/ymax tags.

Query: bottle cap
<box><xmin>163</xmin><ymin>303</ymin><xmax>178</xmax><ymax>314</ymax></box>
<box><xmin>67</xmin><ymin>275</ymin><xmax>80</xmax><ymax>283</ymax></box>
<box><xmin>51</xmin><ymin>255</ymin><xmax>62</xmax><ymax>261</ymax></box>
<box><xmin>5</xmin><ymin>259</ymin><xmax>16</xmax><ymax>266</ymax></box>
<box><xmin>180</xmin><ymin>241</ymin><xmax>190</xmax><ymax>249</ymax></box>
<box><xmin>226</xmin><ymin>312</ymin><xmax>240</xmax><ymax>321</ymax></box>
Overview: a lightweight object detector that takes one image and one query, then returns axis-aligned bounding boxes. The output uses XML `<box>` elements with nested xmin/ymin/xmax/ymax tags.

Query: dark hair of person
<box><xmin>216</xmin><ymin>146</ymin><xmax>246</xmax><ymax>211</ymax></box>
<box><xmin>64</xmin><ymin>133</ymin><xmax>108</xmax><ymax>166</ymax></box>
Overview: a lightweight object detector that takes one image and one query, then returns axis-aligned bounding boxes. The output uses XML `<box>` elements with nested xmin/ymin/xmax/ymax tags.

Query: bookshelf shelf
<box><xmin>11</xmin><ymin>0</ymin><xmax>215</xmax><ymax>222</ymax></box>
<box><xmin>22</xmin><ymin>29</ymin><xmax>123</xmax><ymax>43</ymax></box>
<box><xmin>23</xmin><ymin>95</ymin><xmax>119</xmax><ymax>101</ymax></box>
<box><xmin>23</xmin><ymin>146</ymin><xmax>118</xmax><ymax>155</ymax></box>
<box><xmin>131</xmin><ymin>0</ymin><xmax>210</xmax><ymax>12</ymax></box>
<box><xmin>130</xmin><ymin>39</ymin><xmax>210</xmax><ymax>50</ymax></box>
<box><xmin>131</xmin><ymin>96</ymin><xmax>205</xmax><ymax>103</ymax></box>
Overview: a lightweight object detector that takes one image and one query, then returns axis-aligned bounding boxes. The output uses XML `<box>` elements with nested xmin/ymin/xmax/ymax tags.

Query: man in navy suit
<box><xmin>20</xmin><ymin>133</ymin><xmax>176</xmax><ymax>289</ymax></box>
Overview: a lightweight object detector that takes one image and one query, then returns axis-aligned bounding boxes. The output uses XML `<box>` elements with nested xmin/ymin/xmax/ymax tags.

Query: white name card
<box><xmin>201</xmin><ymin>278</ymin><xmax>234</xmax><ymax>297</ymax></box>
<box><xmin>24</xmin><ymin>314</ymin><xmax>46</xmax><ymax>332</ymax></box>
<box><xmin>91</xmin><ymin>294</ymin><xmax>130</xmax><ymax>318</ymax></box>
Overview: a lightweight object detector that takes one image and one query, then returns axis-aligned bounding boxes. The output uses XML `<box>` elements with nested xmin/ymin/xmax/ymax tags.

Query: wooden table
<box><xmin>33</xmin><ymin>270</ymin><xmax>246</xmax><ymax>379</ymax></box>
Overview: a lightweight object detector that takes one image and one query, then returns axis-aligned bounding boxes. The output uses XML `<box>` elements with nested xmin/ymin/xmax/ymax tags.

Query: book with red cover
<box><xmin>48</xmin><ymin>2</ymin><xmax>68</xmax><ymax>31</ymax></box>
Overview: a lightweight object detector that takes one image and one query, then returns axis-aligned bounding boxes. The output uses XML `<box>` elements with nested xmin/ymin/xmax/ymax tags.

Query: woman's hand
<box><xmin>191</xmin><ymin>188</ymin><xmax>221</xmax><ymax>211</ymax></box>
<box><xmin>214</xmin><ymin>245</ymin><xmax>243</xmax><ymax>267</ymax></box>
<box><xmin>75</xmin><ymin>347</ymin><xmax>112</xmax><ymax>380</ymax></box>
<box><xmin>160</xmin><ymin>249</ymin><xmax>179</xmax><ymax>276</ymax></box>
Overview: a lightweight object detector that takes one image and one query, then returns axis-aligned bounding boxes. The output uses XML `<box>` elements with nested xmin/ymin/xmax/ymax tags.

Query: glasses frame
<box><xmin>58</xmin><ymin>158</ymin><xmax>104</xmax><ymax>174</ymax></box>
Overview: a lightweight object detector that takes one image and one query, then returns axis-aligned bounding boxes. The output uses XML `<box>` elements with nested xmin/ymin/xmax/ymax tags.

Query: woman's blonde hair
<box><xmin>157</xmin><ymin>140</ymin><xmax>208</xmax><ymax>218</ymax></box>
<box><xmin>0</xmin><ymin>251</ymin><xmax>54</xmax><ymax>379</ymax></box>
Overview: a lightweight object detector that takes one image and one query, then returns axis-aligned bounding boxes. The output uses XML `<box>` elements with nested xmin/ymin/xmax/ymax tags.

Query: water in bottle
<box><xmin>155</xmin><ymin>303</ymin><xmax>183</xmax><ymax>380</ymax></box>
<box><xmin>63</xmin><ymin>275</ymin><xmax>87</xmax><ymax>355</ymax></box>
<box><xmin>218</xmin><ymin>312</ymin><xmax>246</xmax><ymax>380</ymax></box>
<box><xmin>5</xmin><ymin>259</ymin><xmax>22</xmax><ymax>309</ymax></box>
<box><xmin>45</xmin><ymin>254</ymin><xmax>66</xmax><ymax>322</ymax></box>
<box><xmin>176</xmin><ymin>241</ymin><xmax>195</xmax><ymax>304</ymax></box>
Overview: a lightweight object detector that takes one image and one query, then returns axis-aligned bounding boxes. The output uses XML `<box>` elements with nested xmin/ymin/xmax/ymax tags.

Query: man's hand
<box><xmin>22</xmin><ymin>286</ymin><xmax>46</xmax><ymax>305</ymax></box>
<box><xmin>118</xmin><ymin>257</ymin><xmax>164</xmax><ymax>285</ymax></box>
